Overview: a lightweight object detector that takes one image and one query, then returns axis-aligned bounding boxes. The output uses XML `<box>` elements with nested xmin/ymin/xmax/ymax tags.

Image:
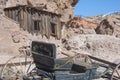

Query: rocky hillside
<box><xmin>6</xmin><ymin>0</ymin><xmax>78</xmax><ymax>23</ymax></box>
<box><xmin>61</xmin><ymin>14</ymin><xmax>120</xmax><ymax>62</ymax></box>
<box><xmin>0</xmin><ymin>0</ymin><xmax>6</xmax><ymax>14</ymax></box>
<box><xmin>0</xmin><ymin>0</ymin><xmax>79</xmax><ymax>63</ymax></box>
<box><xmin>85</xmin><ymin>15</ymin><xmax>103</xmax><ymax>23</ymax></box>
<box><xmin>67</xmin><ymin>17</ymin><xmax>99</xmax><ymax>29</ymax></box>
<box><xmin>0</xmin><ymin>15</ymin><xmax>20</xmax><ymax>63</ymax></box>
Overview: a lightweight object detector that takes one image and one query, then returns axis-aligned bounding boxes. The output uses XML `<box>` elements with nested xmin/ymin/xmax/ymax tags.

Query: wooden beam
<box><xmin>13</xmin><ymin>9</ymin><xmax>16</xmax><ymax>21</ymax></box>
<box><xmin>11</xmin><ymin>9</ymin><xmax>13</xmax><ymax>19</ymax></box>
<box><xmin>5</xmin><ymin>10</ymin><xmax>7</xmax><ymax>17</ymax></box>
<box><xmin>23</xmin><ymin>9</ymin><xmax>28</xmax><ymax>30</ymax></box>
<box><xmin>38</xmin><ymin>13</ymin><xmax>41</xmax><ymax>34</ymax></box>
<box><xmin>0</xmin><ymin>61</ymin><xmax>32</xmax><ymax>67</ymax></box>
<box><xmin>31</xmin><ymin>9</ymin><xmax>35</xmax><ymax>34</ymax></box>
<box><xmin>8</xmin><ymin>10</ymin><xmax>10</xmax><ymax>18</ymax></box>
<box><xmin>45</xmin><ymin>14</ymin><xmax>49</xmax><ymax>38</ymax></box>
<box><xmin>10</xmin><ymin>9</ymin><xmax>13</xmax><ymax>19</ymax></box>
<box><xmin>41</xmin><ymin>14</ymin><xmax>46</xmax><ymax>36</ymax></box>
<box><xmin>19</xmin><ymin>9</ymin><xmax>23</xmax><ymax>29</ymax></box>
<box><xmin>27</xmin><ymin>8</ymin><xmax>32</xmax><ymax>33</ymax></box>
<box><xmin>88</xmin><ymin>55</ymin><xmax>117</xmax><ymax>67</ymax></box>
<box><xmin>39</xmin><ymin>13</ymin><xmax>43</xmax><ymax>37</ymax></box>
<box><xmin>56</xmin><ymin>17</ymin><xmax>61</xmax><ymax>39</ymax></box>
<box><xmin>47</xmin><ymin>15</ymin><xmax>51</xmax><ymax>39</ymax></box>
<box><xmin>15</xmin><ymin>9</ymin><xmax>19</xmax><ymax>22</ymax></box>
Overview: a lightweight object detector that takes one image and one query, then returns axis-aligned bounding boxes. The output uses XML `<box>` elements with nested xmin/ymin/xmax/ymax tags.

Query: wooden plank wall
<box><xmin>4</xmin><ymin>6</ymin><xmax>61</xmax><ymax>40</ymax></box>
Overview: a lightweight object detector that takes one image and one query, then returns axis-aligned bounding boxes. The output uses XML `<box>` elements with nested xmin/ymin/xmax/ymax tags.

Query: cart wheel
<box><xmin>111</xmin><ymin>63</ymin><xmax>120</xmax><ymax>80</ymax></box>
<box><xmin>0</xmin><ymin>54</ymin><xmax>34</xmax><ymax>80</ymax></box>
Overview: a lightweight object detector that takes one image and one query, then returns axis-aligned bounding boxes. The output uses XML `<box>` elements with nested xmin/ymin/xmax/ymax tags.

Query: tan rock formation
<box><xmin>0</xmin><ymin>0</ymin><xmax>6</xmax><ymax>14</ymax></box>
<box><xmin>5</xmin><ymin>0</ymin><xmax>78</xmax><ymax>23</ymax></box>
<box><xmin>95</xmin><ymin>18</ymin><xmax>114</xmax><ymax>35</ymax></box>
<box><xmin>67</xmin><ymin>17</ymin><xmax>99</xmax><ymax>29</ymax></box>
<box><xmin>6</xmin><ymin>0</ymin><xmax>27</xmax><ymax>7</ymax></box>
<box><xmin>95</xmin><ymin>17</ymin><xmax>120</xmax><ymax>37</ymax></box>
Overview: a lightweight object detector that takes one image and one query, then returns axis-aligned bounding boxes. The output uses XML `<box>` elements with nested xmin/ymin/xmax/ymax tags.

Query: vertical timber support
<box><xmin>31</xmin><ymin>9</ymin><xmax>34</xmax><ymax>34</ymax></box>
<box><xmin>11</xmin><ymin>9</ymin><xmax>13</xmax><ymax>19</ymax></box>
<box><xmin>13</xmin><ymin>9</ymin><xmax>16</xmax><ymax>21</ymax></box>
<box><xmin>56</xmin><ymin>17</ymin><xmax>61</xmax><ymax>39</ymax></box>
<box><xmin>27</xmin><ymin>8</ymin><xmax>32</xmax><ymax>33</ymax></box>
<box><xmin>15</xmin><ymin>9</ymin><xmax>18</xmax><ymax>21</ymax></box>
<box><xmin>45</xmin><ymin>14</ymin><xmax>49</xmax><ymax>39</ymax></box>
<box><xmin>23</xmin><ymin>8</ymin><xmax>27</xmax><ymax>30</ymax></box>
<box><xmin>47</xmin><ymin>14</ymin><xmax>51</xmax><ymax>39</ymax></box>
<box><xmin>20</xmin><ymin>8</ymin><xmax>24</xmax><ymax>29</ymax></box>
<box><xmin>42</xmin><ymin>13</ymin><xmax>46</xmax><ymax>36</ymax></box>
<box><xmin>4</xmin><ymin>10</ymin><xmax>7</xmax><ymax>17</ymax></box>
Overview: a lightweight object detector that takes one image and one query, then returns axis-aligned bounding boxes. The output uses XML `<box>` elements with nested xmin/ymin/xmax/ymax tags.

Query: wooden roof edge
<box><xmin>4</xmin><ymin>5</ymin><xmax>61</xmax><ymax>17</ymax></box>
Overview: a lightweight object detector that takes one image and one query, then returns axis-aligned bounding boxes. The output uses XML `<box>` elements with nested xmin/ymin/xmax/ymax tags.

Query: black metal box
<box><xmin>31</xmin><ymin>41</ymin><xmax>72</xmax><ymax>72</ymax></box>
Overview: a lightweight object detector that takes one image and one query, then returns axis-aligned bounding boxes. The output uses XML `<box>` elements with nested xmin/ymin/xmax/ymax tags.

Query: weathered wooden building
<box><xmin>4</xmin><ymin>5</ymin><xmax>61</xmax><ymax>39</ymax></box>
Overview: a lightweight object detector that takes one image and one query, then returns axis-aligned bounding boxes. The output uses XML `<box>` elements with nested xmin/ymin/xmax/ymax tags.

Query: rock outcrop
<box><xmin>5</xmin><ymin>0</ymin><xmax>78</xmax><ymax>23</ymax></box>
<box><xmin>95</xmin><ymin>16</ymin><xmax>120</xmax><ymax>38</ymax></box>
<box><xmin>61</xmin><ymin>16</ymin><xmax>120</xmax><ymax>63</ymax></box>
<box><xmin>61</xmin><ymin>17</ymin><xmax>98</xmax><ymax>37</ymax></box>
<box><xmin>0</xmin><ymin>15</ymin><xmax>20</xmax><ymax>56</ymax></box>
<box><xmin>62</xmin><ymin>34</ymin><xmax>120</xmax><ymax>62</ymax></box>
<box><xmin>67</xmin><ymin>17</ymin><xmax>99</xmax><ymax>29</ymax></box>
<box><xmin>0</xmin><ymin>0</ymin><xmax>6</xmax><ymax>14</ymax></box>
<box><xmin>95</xmin><ymin>18</ymin><xmax>114</xmax><ymax>35</ymax></box>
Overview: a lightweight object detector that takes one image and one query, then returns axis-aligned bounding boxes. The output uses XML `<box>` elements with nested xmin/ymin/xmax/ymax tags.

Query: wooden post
<box><xmin>45</xmin><ymin>14</ymin><xmax>49</xmax><ymax>38</ymax></box>
<box><xmin>56</xmin><ymin>16</ymin><xmax>61</xmax><ymax>39</ymax></box>
<box><xmin>15</xmin><ymin>9</ymin><xmax>18</xmax><ymax>22</ymax></box>
<box><xmin>41</xmin><ymin>13</ymin><xmax>46</xmax><ymax>36</ymax></box>
<box><xmin>31</xmin><ymin>9</ymin><xmax>34</xmax><ymax>34</ymax></box>
<box><xmin>38</xmin><ymin>12</ymin><xmax>41</xmax><ymax>34</ymax></box>
<box><xmin>40</xmin><ymin>13</ymin><xmax>44</xmax><ymax>37</ymax></box>
<box><xmin>5</xmin><ymin>10</ymin><xmax>7</xmax><ymax>17</ymax></box>
<box><xmin>27</xmin><ymin>8</ymin><xmax>32</xmax><ymax>33</ymax></box>
<box><xmin>23</xmin><ymin>8</ymin><xmax>28</xmax><ymax>30</ymax></box>
<box><xmin>20</xmin><ymin>9</ymin><xmax>24</xmax><ymax>29</ymax></box>
<box><xmin>30</xmin><ymin>8</ymin><xmax>33</xmax><ymax>34</ymax></box>
<box><xmin>47</xmin><ymin>14</ymin><xmax>51</xmax><ymax>39</ymax></box>
<box><xmin>8</xmin><ymin>10</ymin><xmax>10</xmax><ymax>18</ymax></box>
<box><xmin>10</xmin><ymin>9</ymin><xmax>13</xmax><ymax>19</ymax></box>
<box><xmin>13</xmin><ymin>9</ymin><xmax>16</xmax><ymax>21</ymax></box>
<box><xmin>11</xmin><ymin>9</ymin><xmax>13</xmax><ymax>19</ymax></box>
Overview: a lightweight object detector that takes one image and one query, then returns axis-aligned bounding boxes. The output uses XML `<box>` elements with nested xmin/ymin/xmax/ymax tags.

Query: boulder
<box><xmin>95</xmin><ymin>17</ymin><xmax>120</xmax><ymax>37</ymax></box>
<box><xmin>95</xmin><ymin>18</ymin><xmax>114</xmax><ymax>35</ymax></box>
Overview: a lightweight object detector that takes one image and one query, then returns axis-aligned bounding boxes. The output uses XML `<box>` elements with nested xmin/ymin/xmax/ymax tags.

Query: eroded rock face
<box><xmin>0</xmin><ymin>15</ymin><xmax>20</xmax><ymax>56</ymax></box>
<box><xmin>5</xmin><ymin>0</ymin><xmax>78</xmax><ymax>23</ymax></box>
<box><xmin>95</xmin><ymin>18</ymin><xmax>114</xmax><ymax>35</ymax></box>
<box><xmin>67</xmin><ymin>17</ymin><xmax>99</xmax><ymax>29</ymax></box>
<box><xmin>61</xmin><ymin>17</ymin><xmax>98</xmax><ymax>37</ymax></box>
<box><xmin>0</xmin><ymin>0</ymin><xmax>6</xmax><ymax>14</ymax></box>
<box><xmin>6</xmin><ymin>0</ymin><xmax>28</xmax><ymax>7</ymax></box>
<box><xmin>62</xmin><ymin>34</ymin><xmax>120</xmax><ymax>62</ymax></box>
<box><xmin>95</xmin><ymin>17</ymin><xmax>120</xmax><ymax>38</ymax></box>
<box><xmin>61</xmin><ymin>16</ymin><xmax>120</xmax><ymax>62</ymax></box>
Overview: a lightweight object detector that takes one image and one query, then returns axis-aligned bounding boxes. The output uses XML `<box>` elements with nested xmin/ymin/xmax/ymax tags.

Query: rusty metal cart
<box><xmin>30</xmin><ymin>41</ymin><xmax>99</xmax><ymax>80</ymax></box>
<box><xmin>0</xmin><ymin>41</ymin><xmax>120</xmax><ymax>80</ymax></box>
